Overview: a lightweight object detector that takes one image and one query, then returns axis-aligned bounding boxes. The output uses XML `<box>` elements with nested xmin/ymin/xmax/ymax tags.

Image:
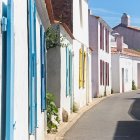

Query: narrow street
<box><xmin>64</xmin><ymin>90</ymin><xmax>140</xmax><ymax>140</ymax></box>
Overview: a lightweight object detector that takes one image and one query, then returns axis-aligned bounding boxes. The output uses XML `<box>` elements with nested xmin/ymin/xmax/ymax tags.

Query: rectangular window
<box><xmin>108</xmin><ymin>63</ymin><xmax>109</xmax><ymax>86</ymax></box>
<box><xmin>79</xmin><ymin>48</ymin><xmax>83</xmax><ymax>88</ymax></box>
<box><xmin>79</xmin><ymin>0</ymin><xmax>83</xmax><ymax>27</ymax></box>
<box><xmin>102</xmin><ymin>26</ymin><xmax>104</xmax><ymax>50</ymax></box>
<box><xmin>103</xmin><ymin>61</ymin><xmax>104</xmax><ymax>85</ymax></box>
<box><xmin>105</xmin><ymin>29</ymin><xmax>107</xmax><ymax>52</ymax></box>
<box><xmin>107</xmin><ymin>31</ymin><xmax>109</xmax><ymax>53</ymax></box>
<box><xmin>100</xmin><ymin>23</ymin><xmax>102</xmax><ymax>49</ymax></box>
<box><xmin>79</xmin><ymin>47</ymin><xmax>86</xmax><ymax>88</ymax></box>
<box><xmin>100</xmin><ymin>60</ymin><xmax>102</xmax><ymax>85</ymax></box>
<box><xmin>83</xmin><ymin>52</ymin><xmax>86</xmax><ymax>88</ymax></box>
<box><xmin>125</xmin><ymin>69</ymin><xmax>128</xmax><ymax>82</ymax></box>
<box><xmin>105</xmin><ymin>62</ymin><xmax>107</xmax><ymax>86</ymax></box>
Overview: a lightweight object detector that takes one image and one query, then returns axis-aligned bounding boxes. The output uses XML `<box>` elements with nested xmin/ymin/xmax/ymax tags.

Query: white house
<box><xmin>46</xmin><ymin>0</ymin><xmax>92</xmax><ymax>118</ymax></box>
<box><xmin>0</xmin><ymin>0</ymin><xmax>49</xmax><ymax>140</ymax></box>
<box><xmin>89</xmin><ymin>11</ymin><xmax>112</xmax><ymax>97</ymax></box>
<box><xmin>111</xmin><ymin>34</ymin><xmax>140</xmax><ymax>93</ymax></box>
<box><xmin>113</xmin><ymin>13</ymin><xmax>140</xmax><ymax>50</ymax></box>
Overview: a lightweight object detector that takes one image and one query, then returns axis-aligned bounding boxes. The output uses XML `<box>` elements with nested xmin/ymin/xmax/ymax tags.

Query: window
<box><xmin>66</xmin><ymin>47</ymin><xmax>73</xmax><ymax>96</ymax></box>
<box><xmin>79</xmin><ymin>0</ymin><xmax>83</xmax><ymax>27</ymax></box>
<box><xmin>125</xmin><ymin>69</ymin><xmax>128</xmax><ymax>82</ymax></box>
<box><xmin>79</xmin><ymin>47</ymin><xmax>86</xmax><ymax>88</ymax></box>
<box><xmin>102</xmin><ymin>26</ymin><xmax>104</xmax><ymax>50</ymax></box>
<box><xmin>100</xmin><ymin>23</ymin><xmax>102</xmax><ymax>49</ymax></box>
<box><xmin>100</xmin><ymin>60</ymin><xmax>102</xmax><ymax>85</ymax></box>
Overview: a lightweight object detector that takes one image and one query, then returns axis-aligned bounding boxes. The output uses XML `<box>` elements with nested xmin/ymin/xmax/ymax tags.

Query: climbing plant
<box><xmin>47</xmin><ymin>92</ymin><xmax>60</xmax><ymax>133</ymax></box>
<box><xmin>46</xmin><ymin>25</ymin><xmax>70</xmax><ymax>50</ymax></box>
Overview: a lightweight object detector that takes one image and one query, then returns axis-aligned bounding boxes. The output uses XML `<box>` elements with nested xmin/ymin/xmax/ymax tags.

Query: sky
<box><xmin>88</xmin><ymin>0</ymin><xmax>140</xmax><ymax>27</ymax></box>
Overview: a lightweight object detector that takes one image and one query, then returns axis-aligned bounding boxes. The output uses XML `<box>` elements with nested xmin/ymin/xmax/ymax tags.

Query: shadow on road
<box><xmin>113</xmin><ymin>95</ymin><xmax>140</xmax><ymax>140</ymax></box>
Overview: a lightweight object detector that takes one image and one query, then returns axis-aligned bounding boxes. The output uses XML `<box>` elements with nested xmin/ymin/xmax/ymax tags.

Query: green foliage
<box><xmin>132</xmin><ymin>80</ymin><xmax>137</xmax><ymax>90</ymax></box>
<box><xmin>46</xmin><ymin>25</ymin><xmax>70</xmax><ymax>50</ymax></box>
<box><xmin>47</xmin><ymin>93</ymin><xmax>60</xmax><ymax>133</ymax></box>
<box><xmin>46</xmin><ymin>27</ymin><xmax>60</xmax><ymax>50</ymax></box>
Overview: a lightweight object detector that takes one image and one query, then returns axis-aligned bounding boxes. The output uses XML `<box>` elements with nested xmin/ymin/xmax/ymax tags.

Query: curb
<box><xmin>47</xmin><ymin>94</ymin><xmax>114</xmax><ymax>140</ymax></box>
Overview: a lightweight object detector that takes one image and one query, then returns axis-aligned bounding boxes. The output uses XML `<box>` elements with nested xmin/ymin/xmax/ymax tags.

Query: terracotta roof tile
<box><xmin>111</xmin><ymin>47</ymin><xmax>140</xmax><ymax>57</ymax></box>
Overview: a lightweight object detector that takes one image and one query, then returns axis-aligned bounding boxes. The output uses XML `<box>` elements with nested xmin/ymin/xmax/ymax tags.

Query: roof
<box><xmin>91</xmin><ymin>15</ymin><xmax>113</xmax><ymax>32</ymax></box>
<box><xmin>111</xmin><ymin>47</ymin><xmax>140</xmax><ymax>57</ymax></box>
<box><xmin>45</xmin><ymin>0</ymin><xmax>74</xmax><ymax>39</ymax></box>
<box><xmin>113</xmin><ymin>24</ymin><xmax>140</xmax><ymax>32</ymax></box>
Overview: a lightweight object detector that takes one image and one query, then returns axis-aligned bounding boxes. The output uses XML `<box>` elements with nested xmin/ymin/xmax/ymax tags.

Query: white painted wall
<box><xmin>60</xmin><ymin>25</ymin><xmax>73</xmax><ymax>118</ymax></box>
<box><xmin>72</xmin><ymin>0</ymin><xmax>90</xmax><ymax>109</ymax></box>
<box><xmin>14</xmin><ymin>0</ymin><xmax>29</xmax><ymax>139</ymax></box>
<box><xmin>111</xmin><ymin>53</ymin><xmax>140</xmax><ymax>93</ymax></box>
<box><xmin>47</xmin><ymin>24</ymin><xmax>73</xmax><ymax>120</ymax></box>
<box><xmin>7</xmin><ymin>1</ymin><xmax>47</xmax><ymax>139</ymax></box>
<box><xmin>89</xmin><ymin>14</ymin><xmax>112</xmax><ymax>97</ymax></box>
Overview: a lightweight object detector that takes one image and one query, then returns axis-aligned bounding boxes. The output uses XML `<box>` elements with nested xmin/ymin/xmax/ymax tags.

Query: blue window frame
<box><xmin>40</xmin><ymin>25</ymin><xmax>46</xmax><ymax>112</ymax></box>
<box><xmin>5</xmin><ymin>0</ymin><xmax>15</xmax><ymax>140</ymax></box>
<box><xmin>28</xmin><ymin>0</ymin><xmax>37</xmax><ymax>135</ymax></box>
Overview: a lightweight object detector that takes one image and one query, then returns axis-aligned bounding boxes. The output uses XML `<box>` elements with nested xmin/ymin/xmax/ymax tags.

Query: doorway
<box><xmin>122</xmin><ymin>68</ymin><xmax>124</xmax><ymax>92</ymax></box>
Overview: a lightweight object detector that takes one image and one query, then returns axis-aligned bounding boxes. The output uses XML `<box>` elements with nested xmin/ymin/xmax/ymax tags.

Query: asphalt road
<box><xmin>64</xmin><ymin>90</ymin><xmax>140</xmax><ymax>140</ymax></box>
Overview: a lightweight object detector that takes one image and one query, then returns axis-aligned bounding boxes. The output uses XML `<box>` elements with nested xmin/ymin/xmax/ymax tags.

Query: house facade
<box><xmin>111</xmin><ymin>34</ymin><xmax>140</xmax><ymax>93</ymax></box>
<box><xmin>113</xmin><ymin>13</ymin><xmax>140</xmax><ymax>50</ymax></box>
<box><xmin>0</xmin><ymin>0</ymin><xmax>49</xmax><ymax>140</ymax></box>
<box><xmin>89</xmin><ymin>11</ymin><xmax>112</xmax><ymax>97</ymax></box>
<box><xmin>47</xmin><ymin>0</ymin><xmax>92</xmax><ymax>120</ymax></box>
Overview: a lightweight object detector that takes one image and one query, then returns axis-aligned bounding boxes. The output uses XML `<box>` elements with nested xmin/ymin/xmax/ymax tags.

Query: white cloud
<box><xmin>91</xmin><ymin>8</ymin><xmax>121</xmax><ymax>16</ymax></box>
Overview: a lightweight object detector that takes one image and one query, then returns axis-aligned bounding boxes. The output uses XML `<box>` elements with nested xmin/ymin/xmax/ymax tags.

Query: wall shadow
<box><xmin>113</xmin><ymin>96</ymin><xmax>140</xmax><ymax>140</ymax></box>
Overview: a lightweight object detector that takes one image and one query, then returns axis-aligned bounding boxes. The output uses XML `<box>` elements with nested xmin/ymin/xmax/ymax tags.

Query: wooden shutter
<box><xmin>102</xmin><ymin>26</ymin><xmax>104</xmax><ymax>50</ymax></box>
<box><xmin>100</xmin><ymin>60</ymin><xmax>102</xmax><ymax>85</ymax></box>
<box><xmin>66</xmin><ymin>47</ymin><xmax>70</xmax><ymax>96</ymax></box>
<box><xmin>103</xmin><ymin>61</ymin><xmax>104</xmax><ymax>85</ymax></box>
<box><xmin>79</xmin><ymin>48</ymin><xmax>83</xmax><ymax>88</ymax></box>
<box><xmin>6</xmin><ymin>0</ymin><xmax>15</xmax><ymax>139</ymax></box>
<box><xmin>29</xmin><ymin>0</ymin><xmax>36</xmax><ymax>134</ymax></box>
<box><xmin>40</xmin><ymin>25</ymin><xmax>46</xmax><ymax>112</ymax></box>
<box><xmin>105</xmin><ymin>62</ymin><xmax>107</xmax><ymax>86</ymax></box>
<box><xmin>69</xmin><ymin>51</ymin><xmax>72</xmax><ymax>96</ymax></box>
<box><xmin>107</xmin><ymin>31</ymin><xmax>109</xmax><ymax>53</ymax></box>
<box><xmin>83</xmin><ymin>52</ymin><xmax>86</xmax><ymax>88</ymax></box>
<box><xmin>108</xmin><ymin>63</ymin><xmax>109</xmax><ymax>86</ymax></box>
<box><xmin>100</xmin><ymin>23</ymin><xmax>102</xmax><ymax>49</ymax></box>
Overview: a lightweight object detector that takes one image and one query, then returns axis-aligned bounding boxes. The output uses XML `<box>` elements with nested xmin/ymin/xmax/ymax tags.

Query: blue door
<box><xmin>1</xmin><ymin>2</ymin><xmax>7</xmax><ymax>140</ymax></box>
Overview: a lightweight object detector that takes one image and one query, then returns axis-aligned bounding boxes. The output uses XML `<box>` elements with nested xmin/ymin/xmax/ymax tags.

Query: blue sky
<box><xmin>88</xmin><ymin>0</ymin><xmax>140</xmax><ymax>27</ymax></box>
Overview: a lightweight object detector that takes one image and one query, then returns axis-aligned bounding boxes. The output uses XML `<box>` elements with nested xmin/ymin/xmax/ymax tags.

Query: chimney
<box><xmin>116</xmin><ymin>35</ymin><xmax>124</xmax><ymax>52</ymax></box>
<box><xmin>121</xmin><ymin>13</ymin><xmax>130</xmax><ymax>26</ymax></box>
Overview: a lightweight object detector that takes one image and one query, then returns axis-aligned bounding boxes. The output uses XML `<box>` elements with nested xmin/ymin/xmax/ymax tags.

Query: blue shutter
<box><xmin>66</xmin><ymin>47</ymin><xmax>69</xmax><ymax>96</ymax></box>
<box><xmin>6</xmin><ymin>0</ymin><xmax>14</xmax><ymax>140</ymax></box>
<box><xmin>69</xmin><ymin>51</ymin><xmax>72</xmax><ymax>96</ymax></box>
<box><xmin>29</xmin><ymin>0</ymin><xmax>36</xmax><ymax>134</ymax></box>
<box><xmin>40</xmin><ymin>25</ymin><xmax>46</xmax><ymax>111</ymax></box>
<box><xmin>33</xmin><ymin>2</ymin><xmax>38</xmax><ymax>128</ymax></box>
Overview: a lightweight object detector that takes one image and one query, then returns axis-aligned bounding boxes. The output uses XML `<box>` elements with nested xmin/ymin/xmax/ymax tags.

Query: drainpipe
<box><xmin>6</xmin><ymin>0</ymin><xmax>14</xmax><ymax>140</ymax></box>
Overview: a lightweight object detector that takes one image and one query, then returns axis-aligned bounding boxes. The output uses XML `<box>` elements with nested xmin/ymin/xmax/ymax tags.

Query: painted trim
<box><xmin>6</xmin><ymin>0</ymin><xmax>14</xmax><ymax>140</ymax></box>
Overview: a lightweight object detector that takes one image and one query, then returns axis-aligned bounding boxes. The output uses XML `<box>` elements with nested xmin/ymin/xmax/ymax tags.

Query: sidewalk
<box><xmin>46</xmin><ymin>94</ymin><xmax>114</xmax><ymax>140</ymax></box>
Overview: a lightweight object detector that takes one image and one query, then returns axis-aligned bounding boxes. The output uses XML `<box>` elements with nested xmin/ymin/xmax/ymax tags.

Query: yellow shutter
<box><xmin>79</xmin><ymin>48</ymin><xmax>83</xmax><ymax>88</ymax></box>
<box><xmin>83</xmin><ymin>52</ymin><xmax>86</xmax><ymax>88</ymax></box>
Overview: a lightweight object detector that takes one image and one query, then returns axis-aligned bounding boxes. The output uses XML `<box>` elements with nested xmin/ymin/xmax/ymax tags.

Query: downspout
<box><xmin>6</xmin><ymin>0</ymin><xmax>14</xmax><ymax>140</ymax></box>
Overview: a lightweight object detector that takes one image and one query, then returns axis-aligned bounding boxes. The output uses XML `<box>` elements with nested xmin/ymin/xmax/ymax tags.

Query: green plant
<box><xmin>46</xmin><ymin>26</ymin><xmax>60</xmax><ymax>50</ymax></box>
<box><xmin>47</xmin><ymin>93</ymin><xmax>60</xmax><ymax>133</ymax></box>
<box><xmin>132</xmin><ymin>80</ymin><xmax>137</xmax><ymax>90</ymax></box>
